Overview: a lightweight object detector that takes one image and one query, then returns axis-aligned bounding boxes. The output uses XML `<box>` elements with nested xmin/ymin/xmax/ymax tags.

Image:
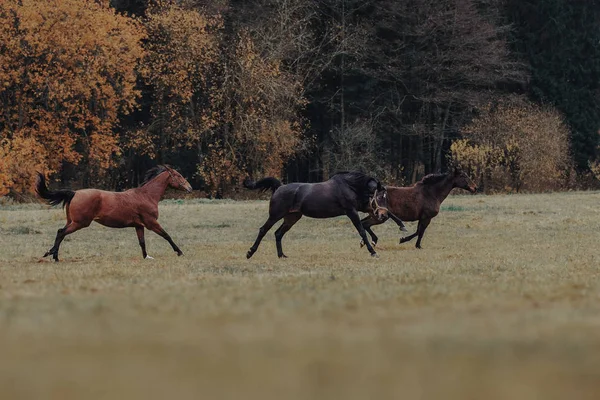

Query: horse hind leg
<box><xmin>274</xmin><ymin>213</ymin><xmax>302</xmax><ymax>258</ymax></box>
<box><xmin>247</xmin><ymin>216</ymin><xmax>281</xmax><ymax>259</ymax></box>
<box><xmin>43</xmin><ymin>221</ymin><xmax>87</xmax><ymax>262</ymax></box>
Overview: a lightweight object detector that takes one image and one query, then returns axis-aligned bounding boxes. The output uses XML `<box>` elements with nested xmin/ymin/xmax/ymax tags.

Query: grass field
<box><xmin>1</xmin><ymin>191</ymin><xmax>600</xmax><ymax>399</ymax></box>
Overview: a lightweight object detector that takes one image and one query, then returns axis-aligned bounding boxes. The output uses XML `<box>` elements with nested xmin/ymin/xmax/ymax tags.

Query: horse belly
<box><xmin>94</xmin><ymin>215</ymin><xmax>134</xmax><ymax>228</ymax></box>
<box><xmin>300</xmin><ymin>204</ymin><xmax>343</xmax><ymax>219</ymax></box>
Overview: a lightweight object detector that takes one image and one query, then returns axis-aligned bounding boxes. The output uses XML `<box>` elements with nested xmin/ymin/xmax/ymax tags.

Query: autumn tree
<box><xmin>0</xmin><ymin>0</ymin><xmax>145</xmax><ymax>195</ymax></box>
<box><xmin>143</xmin><ymin>1</ymin><xmax>306</xmax><ymax>194</ymax></box>
<box><xmin>141</xmin><ymin>2</ymin><xmax>223</xmax><ymax>160</ymax></box>
<box><xmin>450</xmin><ymin>96</ymin><xmax>572</xmax><ymax>193</ymax></box>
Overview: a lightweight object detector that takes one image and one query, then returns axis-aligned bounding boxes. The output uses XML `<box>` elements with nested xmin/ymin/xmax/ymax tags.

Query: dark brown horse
<box><xmin>361</xmin><ymin>169</ymin><xmax>477</xmax><ymax>249</ymax></box>
<box><xmin>36</xmin><ymin>165</ymin><xmax>192</xmax><ymax>261</ymax></box>
<box><xmin>244</xmin><ymin>171</ymin><xmax>390</xmax><ymax>258</ymax></box>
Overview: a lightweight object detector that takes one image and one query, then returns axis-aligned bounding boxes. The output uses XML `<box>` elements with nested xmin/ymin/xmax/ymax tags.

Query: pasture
<box><xmin>1</xmin><ymin>191</ymin><xmax>600</xmax><ymax>399</ymax></box>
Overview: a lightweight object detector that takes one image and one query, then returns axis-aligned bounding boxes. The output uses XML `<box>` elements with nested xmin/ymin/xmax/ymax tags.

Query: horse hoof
<box><xmin>370</xmin><ymin>253</ymin><xmax>379</xmax><ymax>258</ymax></box>
<box><xmin>399</xmin><ymin>238</ymin><xmax>407</xmax><ymax>244</ymax></box>
<box><xmin>278</xmin><ymin>254</ymin><xmax>288</xmax><ymax>259</ymax></box>
<box><xmin>359</xmin><ymin>240</ymin><xmax>365</xmax><ymax>248</ymax></box>
<box><xmin>246</xmin><ymin>251</ymin><xmax>253</xmax><ymax>259</ymax></box>
<box><xmin>177</xmin><ymin>251</ymin><xmax>184</xmax><ymax>257</ymax></box>
<box><xmin>145</xmin><ymin>255</ymin><xmax>155</xmax><ymax>260</ymax></box>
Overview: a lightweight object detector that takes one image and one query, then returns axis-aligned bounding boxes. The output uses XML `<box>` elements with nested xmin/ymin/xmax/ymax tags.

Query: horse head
<box><xmin>367</xmin><ymin>179</ymin><xmax>389</xmax><ymax>221</ymax></box>
<box><xmin>164</xmin><ymin>166</ymin><xmax>193</xmax><ymax>193</ymax></box>
<box><xmin>452</xmin><ymin>168</ymin><xmax>477</xmax><ymax>193</ymax></box>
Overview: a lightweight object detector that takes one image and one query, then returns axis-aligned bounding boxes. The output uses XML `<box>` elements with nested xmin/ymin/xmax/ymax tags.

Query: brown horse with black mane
<box><xmin>361</xmin><ymin>168</ymin><xmax>477</xmax><ymax>249</ymax></box>
<box><xmin>36</xmin><ymin>165</ymin><xmax>192</xmax><ymax>261</ymax></box>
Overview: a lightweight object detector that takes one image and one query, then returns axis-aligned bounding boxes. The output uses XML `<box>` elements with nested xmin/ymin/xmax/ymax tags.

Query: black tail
<box><xmin>243</xmin><ymin>177</ymin><xmax>282</xmax><ymax>194</ymax></box>
<box><xmin>35</xmin><ymin>173</ymin><xmax>75</xmax><ymax>208</ymax></box>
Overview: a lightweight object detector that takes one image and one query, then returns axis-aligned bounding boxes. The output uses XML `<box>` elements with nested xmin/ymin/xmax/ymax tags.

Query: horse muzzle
<box><xmin>375</xmin><ymin>210</ymin><xmax>388</xmax><ymax>221</ymax></box>
<box><xmin>469</xmin><ymin>185</ymin><xmax>478</xmax><ymax>193</ymax></box>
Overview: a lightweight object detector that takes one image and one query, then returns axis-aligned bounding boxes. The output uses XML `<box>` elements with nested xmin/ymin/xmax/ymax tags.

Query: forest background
<box><xmin>1</xmin><ymin>0</ymin><xmax>599</xmax><ymax>198</ymax></box>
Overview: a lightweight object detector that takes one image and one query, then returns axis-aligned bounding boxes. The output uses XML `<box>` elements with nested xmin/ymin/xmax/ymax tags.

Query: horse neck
<box><xmin>138</xmin><ymin>172</ymin><xmax>170</xmax><ymax>203</ymax></box>
<box><xmin>427</xmin><ymin>175</ymin><xmax>455</xmax><ymax>203</ymax></box>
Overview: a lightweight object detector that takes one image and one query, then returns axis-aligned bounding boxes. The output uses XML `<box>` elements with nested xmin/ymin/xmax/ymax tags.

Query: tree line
<box><xmin>1</xmin><ymin>0</ymin><xmax>599</xmax><ymax>198</ymax></box>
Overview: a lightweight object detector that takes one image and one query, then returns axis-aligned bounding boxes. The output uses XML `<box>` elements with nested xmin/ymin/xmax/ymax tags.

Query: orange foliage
<box><xmin>198</xmin><ymin>29</ymin><xmax>305</xmax><ymax>193</ymax></box>
<box><xmin>141</xmin><ymin>3</ymin><xmax>223</xmax><ymax>147</ymax></box>
<box><xmin>142</xmin><ymin>3</ymin><xmax>305</xmax><ymax>194</ymax></box>
<box><xmin>0</xmin><ymin>0</ymin><xmax>145</xmax><ymax>194</ymax></box>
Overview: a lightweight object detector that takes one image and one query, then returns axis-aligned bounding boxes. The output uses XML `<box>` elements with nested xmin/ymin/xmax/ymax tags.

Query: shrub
<box><xmin>450</xmin><ymin>96</ymin><xmax>572</xmax><ymax>193</ymax></box>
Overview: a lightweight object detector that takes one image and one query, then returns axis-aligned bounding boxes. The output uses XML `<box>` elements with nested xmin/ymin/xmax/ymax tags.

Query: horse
<box><xmin>36</xmin><ymin>165</ymin><xmax>192</xmax><ymax>261</ymax></box>
<box><xmin>244</xmin><ymin>171</ymin><xmax>392</xmax><ymax>258</ymax></box>
<box><xmin>360</xmin><ymin>168</ymin><xmax>477</xmax><ymax>249</ymax></box>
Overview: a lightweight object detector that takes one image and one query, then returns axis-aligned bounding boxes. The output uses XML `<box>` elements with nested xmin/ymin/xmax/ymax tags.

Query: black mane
<box><xmin>140</xmin><ymin>165</ymin><xmax>169</xmax><ymax>186</ymax></box>
<box><xmin>331</xmin><ymin>171</ymin><xmax>377</xmax><ymax>189</ymax></box>
<box><xmin>331</xmin><ymin>171</ymin><xmax>379</xmax><ymax>207</ymax></box>
<box><xmin>420</xmin><ymin>173</ymin><xmax>449</xmax><ymax>185</ymax></box>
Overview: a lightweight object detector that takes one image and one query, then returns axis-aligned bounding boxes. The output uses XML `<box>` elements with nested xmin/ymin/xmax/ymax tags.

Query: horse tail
<box><xmin>35</xmin><ymin>173</ymin><xmax>75</xmax><ymax>208</ymax></box>
<box><xmin>243</xmin><ymin>177</ymin><xmax>282</xmax><ymax>194</ymax></box>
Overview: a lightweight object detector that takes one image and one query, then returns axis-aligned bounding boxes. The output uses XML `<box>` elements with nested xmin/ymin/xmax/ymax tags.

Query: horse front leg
<box><xmin>347</xmin><ymin>210</ymin><xmax>377</xmax><ymax>257</ymax></box>
<box><xmin>145</xmin><ymin>220</ymin><xmax>184</xmax><ymax>256</ymax></box>
<box><xmin>359</xmin><ymin>215</ymin><xmax>384</xmax><ymax>248</ymax></box>
<box><xmin>399</xmin><ymin>227</ymin><xmax>418</xmax><ymax>245</ymax></box>
<box><xmin>415</xmin><ymin>218</ymin><xmax>431</xmax><ymax>249</ymax></box>
<box><xmin>399</xmin><ymin>219</ymin><xmax>431</xmax><ymax>249</ymax></box>
<box><xmin>388</xmin><ymin>212</ymin><xmax>408</xmax><ymax>232</ymax></box>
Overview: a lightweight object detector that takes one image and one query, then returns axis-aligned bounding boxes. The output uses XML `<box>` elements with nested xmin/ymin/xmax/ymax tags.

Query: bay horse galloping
<box><xmin>361</xmin><ymin>168</ymin><xmax>477</xmax><ymax>249</ymax></box>
<box><xmin>36</xmin><ymin>165</ymin><xmax>192</xmax><ymax>261</ymax></box>
<box><xmin>244</xmin><ymin>172</ymin><xmax>390</xmax><ymax>258</ymax></box>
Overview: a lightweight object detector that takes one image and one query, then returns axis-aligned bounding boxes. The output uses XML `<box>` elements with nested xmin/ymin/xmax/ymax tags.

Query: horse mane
<box><xmin>419</xmin><ymin>173</ymin><xmax>449</xmax><ymax>185</ymax></box>
<box><xmin>331</xmin><ymin>171</ymin><xmax>379</xmax><ymax>206</ymax></box>
<box><xmin>140</xmin><ymin>165</ymin><xmax>169</xmax><ymax>186</ymax></box>
<box><xmin>331</xmin><ymin>171</ymin><xmax>377</xmax><ymax>189</ymax></box>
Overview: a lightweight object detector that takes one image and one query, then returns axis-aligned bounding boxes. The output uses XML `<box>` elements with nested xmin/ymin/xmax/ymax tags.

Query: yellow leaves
<box><xmin>451</xmin><ymin>95</ymin><xmax>572</xmax><ymax>192</ymax></box>
<box><xmin>0</xmin><ymin>135</ymin><xmax>49</xmax><ymax>196</ymax></box>
<box><xmin>142</xmin><ymin>4</ymin><xmax>305</xmax><ymax>193</ymax></box>
<box><xmin>142</xmin><ymin>5</ymin><xmax>222</xmax><ymax>104</ymax></box>
<box><xmin>122</xmin><ymin>128</ymin><xmax>156</xmax><ymax>157</ymax></box>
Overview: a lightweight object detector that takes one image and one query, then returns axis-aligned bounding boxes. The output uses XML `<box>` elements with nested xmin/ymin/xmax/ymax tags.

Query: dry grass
<box><xmin>1</xmin><ymin>192</ymin><xmax>600</xmax><ymax>399</ymax></box>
